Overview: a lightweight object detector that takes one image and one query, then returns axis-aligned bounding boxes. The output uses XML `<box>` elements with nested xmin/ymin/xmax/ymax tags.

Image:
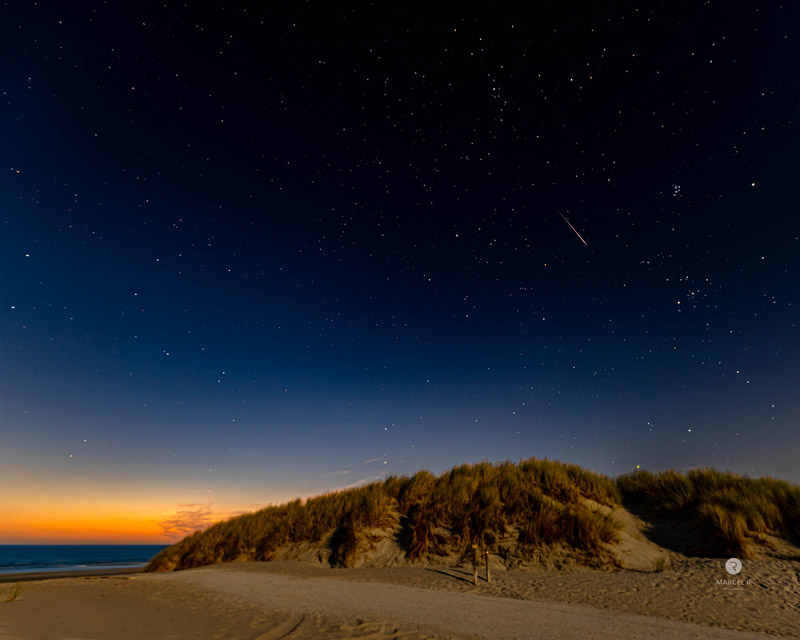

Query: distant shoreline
<box><xmin>0</xmin><ymin>566</ymin><xmax>144</xmax><ymax>583</ymax></box>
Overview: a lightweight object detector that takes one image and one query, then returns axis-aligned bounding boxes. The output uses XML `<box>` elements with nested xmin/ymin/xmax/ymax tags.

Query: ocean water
<box><xmin>0</xmin><ymin>545</ymin><xmax>168</xmax><ymax>574</ymax></box>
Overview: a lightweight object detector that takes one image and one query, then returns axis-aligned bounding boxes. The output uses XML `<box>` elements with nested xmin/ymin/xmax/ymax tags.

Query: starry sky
<box><xmin>2</xmin><ymin>2</ymin><xmax>799</xmax><ymax>543</ymax></box>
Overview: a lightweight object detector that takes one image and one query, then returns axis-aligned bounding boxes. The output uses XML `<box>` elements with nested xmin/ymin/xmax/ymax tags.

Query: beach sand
<box><xmin>1</xmin><ymin>559</ymin><xmax>798</xmax><ymax>639</ymax></box>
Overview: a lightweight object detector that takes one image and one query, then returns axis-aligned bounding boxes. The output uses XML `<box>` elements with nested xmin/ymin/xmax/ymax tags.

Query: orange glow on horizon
<box><xmin>2</xmin><ymin>466</ymin><xmax>327</xmax><ymax>544</ymax></box>
<box><xmin>2</xmin><ymin>511</ymin><xmax>181</xmax><ymax>545</ymax></box>
<box><xmin>2</xmin><ymin>499</ymin><xmax>256</xmax><ymax>545</ymax></box>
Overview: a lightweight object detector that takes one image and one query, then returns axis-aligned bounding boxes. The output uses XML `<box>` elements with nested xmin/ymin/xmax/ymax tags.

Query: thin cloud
<box><xmin>339</xmin><ymin>473</ymin><xmax>389</xmax><ymax>490</ymax></box>
<box><xmin>159</xmin><ymin>503</ymin><xmax>214</xmax><ymax>538</ymax></box>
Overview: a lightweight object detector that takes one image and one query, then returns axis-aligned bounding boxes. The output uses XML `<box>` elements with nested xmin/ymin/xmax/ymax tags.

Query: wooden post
<box><xmin>485</xmin><ymin>549</ymin><xmax>491</xmax><ymax>583</ymax></box>
<box><xmin>472</xmin><ymin>544</ymin><xmax>478</xmax><ymax>585</ymax></box>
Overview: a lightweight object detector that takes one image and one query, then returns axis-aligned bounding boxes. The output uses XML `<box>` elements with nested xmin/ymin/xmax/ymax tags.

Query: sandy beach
<box><xmin>2</xmin><ymin>559</ymin><xmax>798</xmax><ymax>639</ymax></box>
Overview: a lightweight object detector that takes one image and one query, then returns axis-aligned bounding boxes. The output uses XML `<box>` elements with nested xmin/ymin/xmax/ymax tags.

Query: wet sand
<box><xmin>0</xmin><ymin>566</ymin><xmax>143</xmax><ymax>584</ymax></box>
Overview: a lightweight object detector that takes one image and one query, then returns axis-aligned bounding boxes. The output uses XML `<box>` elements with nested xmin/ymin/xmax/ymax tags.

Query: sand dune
<box><xmin>2</xmin><ymin>559</ymin><xmax>798</xmax><ymax>639</ymax></box>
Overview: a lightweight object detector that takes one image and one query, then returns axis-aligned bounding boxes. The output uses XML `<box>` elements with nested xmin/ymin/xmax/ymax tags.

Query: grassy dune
<box><xmin>146</xmin><ymin>459</ymin><xmax>620</xmax><ymax>572</ymax></box>
<box><xmin>145</xmin><ymin>460</ymin><xmax>800</xmax><ymax>573</ymax></box>
<box><xmin>617</xmin><ymin>468</ymin><xmax>800</xmax><ymax>558</ymax></box>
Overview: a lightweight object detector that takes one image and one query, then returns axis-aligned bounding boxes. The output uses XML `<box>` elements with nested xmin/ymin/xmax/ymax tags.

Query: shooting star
<box><xmin>559</xmin><ymin>212</ymin><xmax>588</xmax><ymax>246</ymax></box>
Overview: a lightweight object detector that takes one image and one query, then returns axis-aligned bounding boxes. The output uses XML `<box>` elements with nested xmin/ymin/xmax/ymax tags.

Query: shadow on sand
<box><xmin>424</xmin><ymin>567</ymin><xmax>485</xmax><ymax>585</ymax></box>
<box><xmin>621</xmin><ymin>501</ymin><xmax>720</xmax><ymax>557</ymax></box>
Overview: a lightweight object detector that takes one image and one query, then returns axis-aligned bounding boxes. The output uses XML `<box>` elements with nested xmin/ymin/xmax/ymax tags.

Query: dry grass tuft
<box><xmin>1</xmin><ymin>584</ymin><xmax>24</xmax><ymax>603</ymax></box>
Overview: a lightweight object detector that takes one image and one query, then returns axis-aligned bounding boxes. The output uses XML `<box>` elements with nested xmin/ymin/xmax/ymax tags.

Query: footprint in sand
<box><xmin>336</xmin><ymin>619</ymin><xmax>429</xmax><ymax>639</ymax></box>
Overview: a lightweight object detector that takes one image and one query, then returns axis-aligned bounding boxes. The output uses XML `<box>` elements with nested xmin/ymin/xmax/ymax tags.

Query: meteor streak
<box><xmin>559</xmin><ymin>212</ymin><xmax>588</xmax><ymax>246</ymax></box>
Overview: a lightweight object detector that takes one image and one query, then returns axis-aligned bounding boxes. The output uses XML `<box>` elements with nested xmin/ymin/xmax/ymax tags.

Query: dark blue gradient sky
<box><xmin>2</xmin><ymin>2</ymin><xmax>799</xmax><ymax>542</ymax></box>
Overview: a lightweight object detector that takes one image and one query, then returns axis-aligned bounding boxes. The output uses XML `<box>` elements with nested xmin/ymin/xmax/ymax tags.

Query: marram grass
<box><xmin>617</xmin><ymin>468</ymin><xmax>800</xmax><ymax>558</ymax></box>
<box><xmin>146</xmin><ymin>458</ymin><xmax>620</xmax><ymax>571</ymax></box>
<box><xmin>1</xmin><ymin>584</ymin><xmax>24</xmax><ymax>603</ymax></box>
<box><xmin>145</xmin><ymin>460</ymin><xmax>800</xmax><ymax>573</ymax></box>
<box><xmin>617</xmin><ymin>469</ymin><xmax>800</xmax><ymax>558</ymax></box>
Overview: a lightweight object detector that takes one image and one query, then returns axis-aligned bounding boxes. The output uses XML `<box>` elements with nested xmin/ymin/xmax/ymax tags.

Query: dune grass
<box><xmin>394</xmin><ymin>460</ymin><xmax>620</xmax><ymax>559</ymax></box>
<box><xmin>145</xmin><ymin>458</ymin><xmax>620</xmax><ymax>572</ymax></box>
<box><xmin>1</xmin><ymin>583</ymin><xmax>24</xmax><ymax>603</ymax></box>
<box><xmin>617</xmin><ymin>468</ymin><xmax>800</xmax><ymax>558</ymax></box>
<box><xmin>145</xmin><ymin>461</ymin><xmax>800</xmax><ymax>573</ymax></box>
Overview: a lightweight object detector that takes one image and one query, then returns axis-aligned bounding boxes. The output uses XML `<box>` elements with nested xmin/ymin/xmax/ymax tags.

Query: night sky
<box><xmin>2</xmin><ymin>2</ymin><xmax>799</xmax><ymax>543</ymax></box>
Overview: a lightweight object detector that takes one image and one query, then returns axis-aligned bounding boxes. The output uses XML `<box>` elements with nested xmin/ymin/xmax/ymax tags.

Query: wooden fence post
<box><xmin>485</xmin><ymin>549</ymin><xmax>491</xmax><ymax>583</ymax></box>
<box><xmin>472</xmin><ymin>543</ymin><xmax>478</xmax><ymax>585</ymax></box>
